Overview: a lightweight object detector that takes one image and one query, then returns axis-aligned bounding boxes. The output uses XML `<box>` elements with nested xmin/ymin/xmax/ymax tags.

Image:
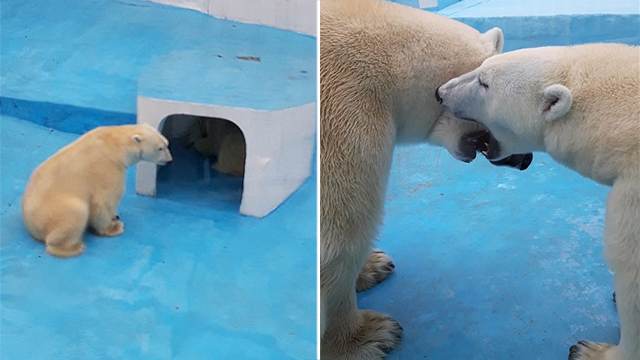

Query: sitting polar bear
<box><xmin>437</xmin><ymin>43</ymin><xmax>639</xmax><ymax>360</ymax></box>
<box><xmin>23</xmin><ymin>124</ymin><xmax>172</xmax><ymax>257</ymax></box>
<box><xmin>321</xmin><ymin>0</ymin><xmax>531</xmax><ymax>358</ymax></box>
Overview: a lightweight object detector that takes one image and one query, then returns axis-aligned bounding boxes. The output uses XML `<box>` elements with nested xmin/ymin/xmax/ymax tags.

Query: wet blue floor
<box><xmin>359</xmin><ymin>145</ymin><xmax>615</xmax><ymax>359</ymax></box>
<box><xmin>0</xmin><ymin>115</ymin><xmax>316</xmax><ymax>359</ymax></box>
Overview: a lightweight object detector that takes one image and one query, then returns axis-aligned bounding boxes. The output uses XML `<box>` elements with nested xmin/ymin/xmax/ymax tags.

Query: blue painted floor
<box><xmin>1</xmin><ymin>0</ymin><xmax>316</xmax><ymax>133</ymax></box>
<box><xmin>0</xmin><ymin>115</ymin><xmax>316</xmax><ymax>359</ymax></box>
<box><xmin>359</xmin><ymin>145</ymin><xmax>616</xmax><ymax>359</ymax></box>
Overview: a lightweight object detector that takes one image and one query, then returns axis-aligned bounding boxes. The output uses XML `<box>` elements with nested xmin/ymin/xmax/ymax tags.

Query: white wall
<box><xmin>150</xmin><ymin>0</ymin><xmax>316</xmax><ymax>36</ymax></box>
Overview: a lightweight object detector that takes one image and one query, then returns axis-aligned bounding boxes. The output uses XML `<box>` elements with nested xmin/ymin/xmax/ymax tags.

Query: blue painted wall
<box><xmin>456</xmin><ymin>15</ymin><xmax>640</xmax><ymax>51</ymax></box>
<box><xmin>439</xmin><ymin>0</ymin><xmax>640</xmax><ymax>50</ymax></box>
<box><xmin>391</xmin><ymin>0</ymin><xmax>461</xmax><ymax>11</ymax></box>
<box><xmin>388</xmin><ymin>0</ymin><xmax>640</xmax><ymax>51</ymax></box>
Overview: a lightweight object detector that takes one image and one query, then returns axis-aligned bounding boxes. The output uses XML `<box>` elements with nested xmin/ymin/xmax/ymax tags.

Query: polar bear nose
<box><xmin>435</xmin><ymin>87</ymin><xmax>443</xmax><ymax>104</ymax></box>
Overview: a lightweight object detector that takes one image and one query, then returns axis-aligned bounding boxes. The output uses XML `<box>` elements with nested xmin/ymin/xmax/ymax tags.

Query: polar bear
<box><xmin>23</xmin><ymin>124</ymin><xmax>173</xmax><ymax>257</ymax></box>
<box><xmin>320</xmin><ymin>0</ymin><xmax>532</xmax><ymax>358</ymax></box>
<box><xmin>436</xmin><ymin>43</ymin><xmax>640</xmax><ymax>360</ymax></box>
<box><xmin>186</xmin><ymin>117</ymin><xmax>246</xmax><ymax>177</ymax></box>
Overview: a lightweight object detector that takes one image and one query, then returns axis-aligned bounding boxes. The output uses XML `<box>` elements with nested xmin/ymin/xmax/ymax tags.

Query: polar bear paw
<box><xmin>356</xmin><ymin>250</ymin><xmax>395</xmax><ymax>292</ymax></box>
<box><xmin>354</xmin><ymin>311</ymin><xmax>403</xmax><ymax>358</ymax></box>
<box><xmin>569</xmin><ymin>341</ymin><xmax>618</xmax><ymax>360</ymax></box>
<box><xmin>46</xmin><ymin>241</ymin><xmax>85</xmax><ymax>258</ymax></box>
<box><xmin>101</xmin><ymin>219</ymin><xmax>124</xmax><ymax>237</ymax></box>
<box><xmin>323</xmin><ymin>311</ymin><xmax>403</xmax><ymax>360</ymax></box>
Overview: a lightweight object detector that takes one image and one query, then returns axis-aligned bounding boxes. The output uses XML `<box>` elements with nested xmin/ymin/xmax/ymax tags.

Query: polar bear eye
<box><xmin>157</xmin><ymin>147</ymin><xmax>163</xmax><ymax>151</ymax></box>
<box><xmin>478</xmin><ymin>77</ymin><xmax>489</xmax><ymax>89</ymax></box>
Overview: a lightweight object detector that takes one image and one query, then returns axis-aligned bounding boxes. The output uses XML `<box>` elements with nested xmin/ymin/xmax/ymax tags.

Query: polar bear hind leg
<box><xmin>44</xmin><ymin>199</ymin><xmax>89</xmax><ymax>257</ymax></box>
<box><xmin>570</xmin><ymin>178</ymin><xmax>640</xmax><ymax>360</ymax></box>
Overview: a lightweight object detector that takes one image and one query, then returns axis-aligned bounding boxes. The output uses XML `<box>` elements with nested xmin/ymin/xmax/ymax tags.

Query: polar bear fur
<box><xmin>320</xmin><ymin>0</ymin><xmax>505</xmax><ymax>358</ymax></box>
<box><xmin>437</xmin><ymin>43</ymin><xmax>640</xmax><ymax>360</ymax></box>
<box><xmin>23</xmin><ymin>124</ymin><xmax>172</xmax><ymax>257</ymax></box>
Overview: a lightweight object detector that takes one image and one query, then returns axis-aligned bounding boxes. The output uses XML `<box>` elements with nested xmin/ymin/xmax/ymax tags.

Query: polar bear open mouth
<box><xmin>461</xmin><ymin>128</ymin><xmax>533</xmax><ymax>171</ymax></box>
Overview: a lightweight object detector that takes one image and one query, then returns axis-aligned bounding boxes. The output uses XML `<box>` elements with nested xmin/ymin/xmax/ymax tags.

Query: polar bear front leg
<box><xmin>356</xmin><ymin>250</ymin><xmax>395</xmax><ymax>292</ymax></box>
<box><xmin>570</xmin><ymin>179</ymin><xmax>640</xmax><ymax>360</ymax></box>
<box><xmin>321</xmin><ymin>250</ymin><xmax>403</xmax><ymax>360</ymax></box>
<box><xmin>89</xmin><ymin>180</ymin><xmax>125</xmax><ymax>237</ymax></box>
<box><xmin>321</xmin><ymin>113</ymin><xmax>402</xmax><ymax>358</ymax></box>
<box><xmin>90</xmin><ymin>208</ymin><xmax>124</xmax><ymax>237</ymax></box>
<box><xmin>89</xmin><ymin>201</ymin><xmax>124</xmax><ymax>237</ymax></box>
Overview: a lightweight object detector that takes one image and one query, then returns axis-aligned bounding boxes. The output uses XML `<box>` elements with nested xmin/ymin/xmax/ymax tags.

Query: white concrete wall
<box><xmin>149</xmin><ymin>0</ymin><xmax>316</xmax><ymax>36</ymax></box>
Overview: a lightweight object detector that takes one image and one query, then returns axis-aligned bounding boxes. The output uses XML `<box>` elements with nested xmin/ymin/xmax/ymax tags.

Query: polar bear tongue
<box><xmin>489</xmin><ymin>153</ymin><xmax>533</xmax><ymax>171</ymax></box>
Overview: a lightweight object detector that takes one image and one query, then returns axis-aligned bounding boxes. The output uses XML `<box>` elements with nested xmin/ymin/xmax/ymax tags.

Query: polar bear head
<box><xmin>436</xmin><ymin>47</ymin><xmax>572</xmax><ymax>161</ymax></box>
<box><xmin>131</xmin><ymin>124</ymin><xmax>173</xmax><ymax>165</ymax></box>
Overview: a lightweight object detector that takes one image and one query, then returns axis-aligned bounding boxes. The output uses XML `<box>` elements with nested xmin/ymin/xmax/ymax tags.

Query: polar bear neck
<box><xmin>392</xmin><ymin>45</ymin><xmax>492</xmax><ymax>142</ymax></box>
<box><xmin>542</xmin><ymin>46</ymin><xmax>640</xmax><ymax>186</ymax></box>
<box><xmin>89</xmin><ymin>126</ymin><xmax>144</xmax><ymax>169</ymax></box>
<box><xmin>544</xmin><ymin>114</ymin><xmax>618</xmax><ymax>186</ymax></box>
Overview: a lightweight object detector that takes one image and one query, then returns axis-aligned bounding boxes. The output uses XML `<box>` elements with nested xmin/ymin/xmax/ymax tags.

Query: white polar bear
<box><xmin>320</xmin><ymin>0</ymin><xmax>529</xmax><ymax>358</ymax></box>
<box><xmin>23</xmin><ymin>124</ymin><xmax>173</xmax><ymax>257</ymax></box>
<box><xmin>437</xmin><ymin>43</ymin><xmax>640</xmax><ymax>360</ymax></box>
<box><xmin>186</xmin><ymin>117</ymin><xmax>246</xmax><ymax>177</ymax></box>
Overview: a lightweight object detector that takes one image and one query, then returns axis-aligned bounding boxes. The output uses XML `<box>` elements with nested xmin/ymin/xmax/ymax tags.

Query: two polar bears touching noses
<box><xmin>321</xmin><ymin>0</ymin><xmax>639</xmax><ymax>359</ymax></box>
<box><xmin>23</xmin><ymin>124</ymin><xmax>172</xmax><ymax>257</ymax></box>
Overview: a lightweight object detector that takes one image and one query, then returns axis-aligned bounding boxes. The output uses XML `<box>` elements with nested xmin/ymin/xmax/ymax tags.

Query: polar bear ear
<box><xmin>132</xmin><ymin>134</ymin><xmax>143</xmax><ymax>143</ymax></box>
<box><xmin>542</xmin><ymin>84</ymin><xmax>572</xmax><ymax>122</ymax></box>
<box><xmin>481</xmin><ymin>27</ymin><xmax>504</xmax><ymax>55</ymax></box>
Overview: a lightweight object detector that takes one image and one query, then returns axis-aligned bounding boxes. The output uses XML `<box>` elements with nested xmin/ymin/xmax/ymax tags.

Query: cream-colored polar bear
<box><xmin>186</xmin><ymin>117</ymin><xmax>246</xmax><ymax>177</ymax></box>
<box><xmin>23</xmin><ymin>124</ymin><xmax>172</xmax><ymax>257</ymax></box>
<box><xmin>320</xmin><ymin>0</ymin><xmax>520</xmax><ymax>358</ymax></box>
<box><xmin>437</xmin><ymin>43</ymin><xmax>640</xmax><ymax>360</ymax></box>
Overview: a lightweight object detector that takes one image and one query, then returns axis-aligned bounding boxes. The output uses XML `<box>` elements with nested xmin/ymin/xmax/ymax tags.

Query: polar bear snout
<box><xmin>156</xmin><ymin>153</ymin><xmax>172</xmax><ymax>166</ymax></box>
<box><xmin>436</xmin><ymin>82</ymin><xmax>477</xmax><ymax>124</ymax></box>
<box><xmin>435</xmin><ymin>84</ymin><xmax>452</xmax><ymax>107</ymax></box>
<box><xmin>154</xmin><ymin>144</ymin><xmax>173</xmax><ymax>166</ymax></box>
<box><xmin>435</xmin><ymin>86</ymin><xmax>443</xmax><ymax>104</ymax></box>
